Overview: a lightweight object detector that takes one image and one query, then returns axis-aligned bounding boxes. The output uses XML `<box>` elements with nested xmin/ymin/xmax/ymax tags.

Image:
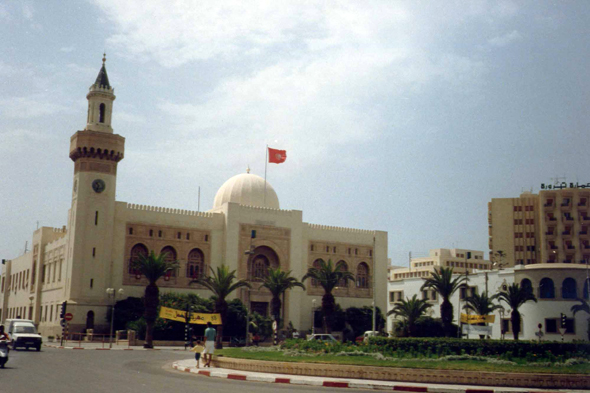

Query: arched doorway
<box><xmin>86</xmin><ymin>310</ymin><xmax>95</xmax><ymax>331</ymax></box>
<box><xmin>248</xmin><ymin>246</ymin><xmax>279</xmax><ymax>281</ymax></box>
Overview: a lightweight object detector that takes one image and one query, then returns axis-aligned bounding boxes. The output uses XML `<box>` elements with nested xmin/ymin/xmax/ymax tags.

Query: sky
<box><xmin>1</xmin><ymin>1</ymin><xmax>589</xmax><ymax>265</ymax></box>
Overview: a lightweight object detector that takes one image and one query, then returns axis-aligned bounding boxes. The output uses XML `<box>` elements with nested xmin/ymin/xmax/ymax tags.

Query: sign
<box><xmin>64</xmin><ymin>313</ymin><xmax>73</xmax><ymax>321</ymax></box>
<box><xmin>535</xmin><ymin>331</ymin><xmax>544</xmax><ymax>338</ymax></box>
<box><xmin>159</xmin><ymin>306</ymin><xmax>221</xmax><ymax>325</ymax></box>
<box><xmin>541</xmin><ymin>182</ymin><xmax>590</xmax><ymax>190</ymax></box>
<box><xmin>462</xmin><ymin>325</ymin><xmax>492</xmax><ymax>335</ymax></box>
<box><xmin>60</xmin><ymin>320</ymin><xmax>67</xmax><ymax>327</ymax></box>
<box><xmin>272</xmin><ymin>321</ymin><xmax>278</xmax><ymax>331</ymax></box>
<box><xmin>460</xmin><ymin>313</ymin><xmax>495</xmax><ymax>324</ymax></box>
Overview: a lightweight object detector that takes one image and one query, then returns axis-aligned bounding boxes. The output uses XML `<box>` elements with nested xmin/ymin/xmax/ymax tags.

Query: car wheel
<box><xmin>25</xmin><ymin>346</ymin><xmax>29</xmax><ymax>351</ymax></box>
<box><xmin>36</xmin><ymin>345</ymin><xmax>41</xmax><ymax>352</ymax></box>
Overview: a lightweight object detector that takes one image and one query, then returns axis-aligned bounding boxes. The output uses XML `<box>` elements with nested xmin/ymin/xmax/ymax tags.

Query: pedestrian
<box><xmin>252</xmin><ymin>333</ymin><xmax>260</xmax><ymax>346</ymax></box>
<box><xmin>191</xmin><ymin>339</ymin><xmax>205</xmax><ymax>368</ymax></box>
<box><xmin>203</xmin><ymin>322</ymin><xmax>216</xmax><ymax>367</ymax></box>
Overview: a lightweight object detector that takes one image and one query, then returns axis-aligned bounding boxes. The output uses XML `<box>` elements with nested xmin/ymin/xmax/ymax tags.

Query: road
<box><xmin>0</xmin><ymin>347</ymin><xmax>353</xmax><ymax>393</ymax></box>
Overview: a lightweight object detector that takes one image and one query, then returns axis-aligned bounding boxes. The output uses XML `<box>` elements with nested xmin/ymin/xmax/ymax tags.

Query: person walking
<box><xmin>203</xmin><ymin>322</ymin><xmax>216</xmax><ymax>367</ymax></box>
<box><xmin>191</xmin><ymin>340</ymin><xmax>205</xmax><ymax>368</ymax></box>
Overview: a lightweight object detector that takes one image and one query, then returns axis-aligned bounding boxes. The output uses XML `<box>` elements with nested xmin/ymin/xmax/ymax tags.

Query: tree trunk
<box><xmin>143</xmin><ymin>283</ymin><xmax>159</xmax><ymax>348</ymax></box>
<box><xmin>322</xmin><ymin>292</ymin><xmax>335</xmax><ymax>333</ymax></box>
<box><xmin>215</xmin><ymin>300</ymin><xmax>228</xmax><ymax>349</ymax></box>
<box><xmin>271</xmin><ymin>296</ymin><xmax>282</xmax><ymax>325</ymax></box>
<box><xmin>511</xmin><ymin>310</ymin><xmax>521</xmax><ymax>341</ymax></box>
<box><xmin>440</xmin><ymin>299</ymin><xmax>454</xmax><ymax>337</ymax></box>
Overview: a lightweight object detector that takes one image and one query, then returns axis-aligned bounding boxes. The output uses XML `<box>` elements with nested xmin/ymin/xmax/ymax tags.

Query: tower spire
<box><xmin>86</xmin><ymin>54</ymin><xmax>115</xmax><ymax>133</ymax></box>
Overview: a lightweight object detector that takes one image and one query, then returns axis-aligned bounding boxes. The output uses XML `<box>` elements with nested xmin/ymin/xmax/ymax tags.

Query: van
<box><xmin>5</xmin><ymin>319</ymin><xmax>43</xmax><ymax>351</ymax></box>
<box><xmin>363</xmin><ymin>330</ymin><xmax>378</xmax><ymax>343</ymax></box>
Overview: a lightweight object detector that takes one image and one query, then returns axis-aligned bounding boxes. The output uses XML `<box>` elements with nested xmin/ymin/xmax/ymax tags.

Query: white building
<box><xmin>388</xmin><ymin>250</ymin><xmax>589</xmax><ymax>341</ymax></box>
<box><xmin>0</xmin><ymin>58</ymin><xmax>388</xmax><ymax>337</ymax></box>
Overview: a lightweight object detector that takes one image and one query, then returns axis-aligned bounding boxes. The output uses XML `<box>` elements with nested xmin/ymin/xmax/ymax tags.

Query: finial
<box><xmin>102</xmin><ymin>52</ymin><xmax>106</xmax><ymax>65</ymax></box>
<box><xmin>246</xmin><ymin>165</ymin><xmax>251</xmax><ymax>174</ymax></box>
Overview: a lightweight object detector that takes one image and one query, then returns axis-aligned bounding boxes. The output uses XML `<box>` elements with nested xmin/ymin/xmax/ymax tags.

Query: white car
<box><xmin>6</xmin><ymin>319</ymin><xmax>43</xmax><ymax>351</ymax></box>
<box><xmin>306</xmin><ymin>334</ymin><xmax>338</xmax><ymax>342</ymax></box>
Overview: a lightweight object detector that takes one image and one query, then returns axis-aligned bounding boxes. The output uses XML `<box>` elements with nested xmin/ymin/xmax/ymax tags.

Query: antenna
<box><xmin>23</xmin><ymin>241</ymin><xmax>29</xmax><ymax>255</ymax></box>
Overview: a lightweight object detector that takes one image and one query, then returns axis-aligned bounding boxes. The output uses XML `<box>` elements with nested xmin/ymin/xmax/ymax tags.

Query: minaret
<box><xmin>86</xmin><ymin>54</ymin><xmax>115</xmax><ymax>133</ymax></box>
<box><xmin>66</xmin><ymin>55</ymin><xmax>125</xmax><ymax>311</ymax></box>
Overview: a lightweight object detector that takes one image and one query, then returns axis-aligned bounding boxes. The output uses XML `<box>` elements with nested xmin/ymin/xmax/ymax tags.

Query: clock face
<box><xmin>92</xmin><ymin>179</ymin><xmax>106</xmax><ymax>193</ymax></box>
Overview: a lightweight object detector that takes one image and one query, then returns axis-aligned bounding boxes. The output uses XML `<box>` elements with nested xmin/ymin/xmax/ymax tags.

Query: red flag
<box><xmin>268</xmin><ymin>147</ymin><xmax>287</xmax><ymax>164</ymax></box>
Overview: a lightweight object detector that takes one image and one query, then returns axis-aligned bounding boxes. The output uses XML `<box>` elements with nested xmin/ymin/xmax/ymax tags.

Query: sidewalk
<box><xmin>43</xmin><ymin>341</ymin><xmax>188</xmax><ymax>351</ymax></box>
<box><xmin>172</xmin><ymin>358</ymin><xmax>585</xmax><ymax>393</ymax></box>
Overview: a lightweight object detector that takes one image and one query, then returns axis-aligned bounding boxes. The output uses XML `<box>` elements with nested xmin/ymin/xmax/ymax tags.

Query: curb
<box><xmin>44</xmin><ymin>344</ymin><xmax>189</xmax><ymax>351</ymax></box>
<box><xmin>171</xmin><ymin>362</ymin><xmax>549</xmax><ymax>393</ymax></box>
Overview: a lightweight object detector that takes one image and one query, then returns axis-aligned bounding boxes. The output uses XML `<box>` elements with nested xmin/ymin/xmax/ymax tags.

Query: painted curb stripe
<box><xmin>275</xmin><ymin>378</ymin><xmax>291</xmax><ymax>384</ymax></box>
<box><xmin>73</xmin><ymin>347</ymin><xmax>84</xmax><ymax>350</ymax></box>
<box><xmin>227</xmin><ymin>374</ymin><xmax>247</xmax><ymax>381</ymax></box>
<box><xmin>394</xmin><ymin>386</ymin><xmax>428</xmax><ymax>392</ymax></box>
<box><xmin>465</xmin><ymin>390</ymin><xmax>494</xmax><ymax>393</ymax></box>
<box><xmin>323</xmin><ymin>381</ymin><xmax>349</xmax><ymax>388</ymax></box>
<box><xmin>198</xmin><ymin>370</ymin><xmax>211</xmax><ymax>376</ymax></box>
<box><xmin>95</xmin><ymin>348</ymin><xmax>110</xmax><ymax>350</ymax></box>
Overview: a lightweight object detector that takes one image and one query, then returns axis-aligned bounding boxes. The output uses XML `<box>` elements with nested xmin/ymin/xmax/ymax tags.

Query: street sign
<box><xmin>272</xmin><ymin>321</ymin><xmax>278</xmax><ymax>331</ymax></box>
<box><xmin>64</xmin><ymin>313</ymin><xmax>73</xmax><ymax>321</ymax></box>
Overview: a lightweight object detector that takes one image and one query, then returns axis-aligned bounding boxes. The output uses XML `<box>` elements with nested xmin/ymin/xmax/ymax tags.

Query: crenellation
<box><xmin>125</xmin><ymin>203</ymin><xmax>214</xmax><ymax>218</ymax></box>
<box><xmin>307</xmin><ymin>223</ymin><xmax>373</xmax><ymax>234</ymax></box>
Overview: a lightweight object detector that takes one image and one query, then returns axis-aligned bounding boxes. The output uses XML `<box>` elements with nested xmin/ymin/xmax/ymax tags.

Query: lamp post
<box><xmin>311</xmin><ymin>299</ymin><xmax>316</xmax><ymax>335</ymax></box>
<box><xmin>245</xmin><ymin>288</ymin><xmax>251</xmax><ymax>346</ymax></box>
<box><xmin>106</xmin><ymin>288</ymin><xmax>124</xmax><ymax>349</ymax></box>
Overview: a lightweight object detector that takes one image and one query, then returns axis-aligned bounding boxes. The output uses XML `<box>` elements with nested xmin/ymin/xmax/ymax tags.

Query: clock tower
<box><xmin>66</xmin><ymin>55</ymin><xmax>125</xmax><ymax>305</ymax></box>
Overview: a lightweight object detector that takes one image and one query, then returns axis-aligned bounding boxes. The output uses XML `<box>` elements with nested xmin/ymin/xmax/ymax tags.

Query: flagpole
<box><xmin>264</xmin><ymin>144</ymin><xmax>268</xmax><ymax>206</ymax></box>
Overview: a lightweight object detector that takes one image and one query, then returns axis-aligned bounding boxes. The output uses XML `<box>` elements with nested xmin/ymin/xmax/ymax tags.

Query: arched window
<box><xmin>584</xmin><ymin>279</ymin><xmax>590</xmax><ymax>300</ymax></box>
<box><xmin>186</xmin><ymin>248</ymin><xmax>205</xmax><ymax>279</ymax></box>
<box><xmin>311</xmin><ymin>259</ymin><xmax>323</xmax><ymax>287</ymax></box>
<box><xmin>336</xmin><ymin>260</ymin><xmax>349</xmax><ymax>288</ymax></box>
<box><xmin>129</xmin><ymin>243</ymin><xmax>148</xmax><ymax>275</ymax></box>
<box><xmin>562</xmin><ymin>278</ymin><xmax>577</xmax><ymax>299</ymax></box>
<box><xmin>520</xmin><ymin>278</ymin><xmax>532</xmax><ymax>293</ymax></box>
<box><xmin>356</xmin><ymin>262</ymin><xmax>369</xmax><ymax>288</ymax></box>
<box><xmin>99</xmin><ymin>103</ymin><xmax>106</xmax><ymax>123</ymax></box>
<box><xmin>161</xmin><ymin>246</ymin><xmax>177</xmax><ymax>277</ymax></box>
<box><xmin>251</xmin><ymin>255</ymin><xmax>270</xmax><ymax>280</ymax></box>
<box><xmin>539</xmin><ymin>277</ymin><xmax>555</xmax><ymax>299</ymax></box>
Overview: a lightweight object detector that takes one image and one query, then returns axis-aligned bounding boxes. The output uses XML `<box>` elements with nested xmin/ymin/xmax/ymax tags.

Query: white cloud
<box><xmin>488</xmin><ymin>30</ymin><xmax>522</xmax><ymax>47</ymax></box>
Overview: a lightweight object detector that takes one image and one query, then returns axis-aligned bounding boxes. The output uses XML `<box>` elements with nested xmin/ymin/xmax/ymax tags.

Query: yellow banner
<box><xmin>159</xmin><ymin>306</ymin><xmax>222</xmax><ymax>325</ymax></box>
<box><xmin>460</xmin><ymin>313</ymin><xmax>495</xmax><ymax>324</ymax></box>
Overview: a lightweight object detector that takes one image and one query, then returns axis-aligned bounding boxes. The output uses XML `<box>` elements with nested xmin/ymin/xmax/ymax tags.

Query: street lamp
<box><xmin>106</xmin><ymin>288</ymin><xmax>124</xmax><ymax>349</ymax></box>
<box><xmin>311</xmin><ymin>299</ymin><xmax>316</xmax><ymax>335</ymax></box>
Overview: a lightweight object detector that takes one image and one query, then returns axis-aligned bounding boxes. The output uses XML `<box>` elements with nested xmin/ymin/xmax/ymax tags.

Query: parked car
<box><xmin>5</xmin><ymin>319</ymin><xmax>42</xmax><ymax>351</ymax></box>
<box><xmin>356</xmin><ymin>330</ymin><xmax>379</xmax><ymax>343</ymax></box>
<box><xmin>306</xmin><ymin>334</ymin><xmax>338</xmax><ymax>342</ymax></box>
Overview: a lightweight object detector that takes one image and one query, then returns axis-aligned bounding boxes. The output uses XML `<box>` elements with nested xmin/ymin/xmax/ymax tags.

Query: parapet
<box><xmin>306</xmin><ymin>223</ymin><xmax>374</xmax><ymax>234</ymax></box>
<box><xmin>125</xmin><ymin>203</ymin><xmax>216</xmax><ymax>218</ymax></box>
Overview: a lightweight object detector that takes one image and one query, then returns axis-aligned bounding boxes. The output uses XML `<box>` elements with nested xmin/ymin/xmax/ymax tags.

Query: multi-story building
<box><xmin>488</xmin><ymin>188</ymin><xmax>590</xmax><ymax>267</ymax></box>
<box><xmin>0</xmin><ymin>58</ymin><xmax>388</xmax><ymax>337</ymax></box>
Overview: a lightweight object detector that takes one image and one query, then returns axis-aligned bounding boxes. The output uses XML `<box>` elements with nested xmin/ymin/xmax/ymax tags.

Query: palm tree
<box><xmin>496</xmin><ymin>282</ymin><xmax>537</xmax><ymax>340</ymax></box>
<box><xmin>132</xmin><ymin>251</ymin><xmax>179</xmax><ymax>348</ymax></box>
<box><xmin>571</xmin><ymin>298</ymin><xmax>590</xmax><ymax>340</ymax></box>
<box><xmin>302</xmin><ymin>259</ymin><xmax>354</xmax><ymax>333</ymax></box>
<box><xmin>387</xmin><ymin>295</ymin><xmax>432</xmax><ymax>337</ymax></box>
<box><xmin>191</xmin><ymin>265</ymin><xmax>251</xmax><ymax>349</ymax></box>
<box><xmin>463</xmin><ymin>292</ymin><xmax>503</xmax><ymax>338</ymax></box>
<box><xmin>259</xmin><ymin>267</ymin><xmax>305</xmax><ymax>328</ymax></box>
<box><xmin>420</xmin><ymin>267</ymin><xmax>466</xmax><ymax>337</ymax></box>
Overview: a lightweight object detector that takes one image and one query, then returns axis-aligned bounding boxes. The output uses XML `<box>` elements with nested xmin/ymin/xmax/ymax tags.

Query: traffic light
<box><xmin>60</xmin><ymin>301</ymin><xmax>67</xmax><ymax>319</ymax></box>
<box><xmin>560</xmin><ymin>313</ymin><xmax>567</xmax><ymax>328</ymax></box>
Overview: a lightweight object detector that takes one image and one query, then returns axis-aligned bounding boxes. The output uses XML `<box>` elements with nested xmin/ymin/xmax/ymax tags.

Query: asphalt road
<box><xmin>0</xmin><ymin>347</ymin><xmax>354</xmax><ymax>393</ymax></box>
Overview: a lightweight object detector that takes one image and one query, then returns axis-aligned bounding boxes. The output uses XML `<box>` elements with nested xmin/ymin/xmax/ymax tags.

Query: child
<box><xmin>191</xmin><ymin>340</ymin><xmax>205</xmax><ymax>368</ymax></box>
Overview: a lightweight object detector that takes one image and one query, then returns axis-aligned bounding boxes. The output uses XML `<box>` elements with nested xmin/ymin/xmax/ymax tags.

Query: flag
<box><xmin>268</xmin><ymin>147</ymin><xmax>287</xmax><ymax>164</ymax></box>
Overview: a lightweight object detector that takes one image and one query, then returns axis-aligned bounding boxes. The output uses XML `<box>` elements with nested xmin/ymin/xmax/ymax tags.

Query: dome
<box><xmin>213</xmin><ymin>172</ymin><xmax>280</xmax><ymax>209</ymax></box>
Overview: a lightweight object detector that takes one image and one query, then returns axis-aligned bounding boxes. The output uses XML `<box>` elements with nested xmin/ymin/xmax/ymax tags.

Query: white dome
<box><xmin>213</xmin><ymin>172</ymin><xmax>280</xmax><ymax>209</ymax></box>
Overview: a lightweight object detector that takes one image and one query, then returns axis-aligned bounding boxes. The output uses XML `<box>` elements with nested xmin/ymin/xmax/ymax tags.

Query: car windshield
<box><xmin>14</xmin><ymin>325</ymin><xmax>36</xmax><ymax>334</ymax></box>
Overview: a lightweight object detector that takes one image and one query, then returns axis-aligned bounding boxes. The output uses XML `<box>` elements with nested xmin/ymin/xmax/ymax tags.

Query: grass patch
<box><xmin>216</xmin><ymin>348</ymin><xmax>590</xmax><ymax>374</ymax></box>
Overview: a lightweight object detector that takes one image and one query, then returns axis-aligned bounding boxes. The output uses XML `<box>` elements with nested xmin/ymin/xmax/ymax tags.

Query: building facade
<box><xmin>0</xmin><ymin>59</ymin><xmax>388</xmax><ymax>337</ymax></box>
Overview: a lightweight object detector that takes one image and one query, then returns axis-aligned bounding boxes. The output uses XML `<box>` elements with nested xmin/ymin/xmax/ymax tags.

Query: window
<box><xmin>326</xmin><ymin>246</ymin><xmax>329</xmax><ymax>252</ymax></box>
<box><xmin>95</xmin><ymin>211</ymin><xmax>99</xmax><ymax>225</ymax></box>
<box><xmin>335</xmin><ymin>261</ymin><xmax>348</xmax><ymax>288</ymax></box>
<box><xmin>177</xmin><ymin>232</ymin><xmax>181</xmax><ymax>239</ymax></box>
<box><xmin>158</xmin><ymin>230</ymin><xmax>163</xmax><ymax>238</ymax></box>
<box><xmin>187</xmin><ymin>249</ymin><xmax>205</xmax><ymax>279</ymax></box>
<box><xmin>204</xmin><ymin>235</ymin><xmax>208</xmax><ymax>242</ymax></box>
<box><xmin>539</xmin><ymin>277</ymin><xmax>555</xmax><ymax>299</ymax></box>
<box><xmin>526</xmin><ymin>245</ymin><xmax>536</xmax><ymax>252</ymax></box>
<box><xmin>545</xmin><ymin>319</ymin><xmax>557</xmax><ymax>333</ymax></box>
<box><xmin>311</xmin><ymin>259</ymin><xmax>323</xmax><ymax>287</ymax></box>
<box><xmin>562</xmin><ymin>278</ymin><xmax>577</xmax><ymax>299</ymax></box>
<box><xmin>521</xmin><ymin>279</ymin><xmax>533</xmax><ymax>293</ymax></box>
<box><xmin>333</xmin><ymin>247</ymin><xmax>337</xmax><ymax>253</ymax></box>
<box><xmin>356</xmin><ymin>262</ymin><xmax>369</xmax><ymax>288</ymax></box>
<box><xmin>90</xmin><ymin>278</ymin><xmax>93</xmax><ymax>288</ymax></box>
<box><xmin>369</xmin><ymin>250</ymin><xmax>373</xmax><ymax>257</ymax></box>
<box><xmin>99</xmin><ymin>103</ymin><xmax>106</xmax><ymax>123</ymax></box>
<box><xmin>92</xmin><ymin>247</ymin><xmax>96</xmax><ymax>257</ymax></box>
<box><xmin>186</xmin><ymin>233</ymin><xmax>190</xmax><ymax>240</ymax></box>
<box><xmin>129</xmin><ymin>228</ymin><xmax>133</xmax><ymax>235</ymax></box>
<box><xmin>310</xmin><ymin>244</ymin><xmax>314</xmax><ymax>251</ymax></box>
<box><xmin>355</xmin><ymin>248</ymin><xmax>358</xmax><ymax>255</ymax></box>
<box><xmin>129</xmin><ymin>243</ymin><xmax>148</xmax><ymax>275</ymax></box>
<box><xmin>251</xmin><ymin>255</ymin><xmax>270</xmax><ymax>280</ymax></box>
<box><xmin>149</xmin><ymin>229</ymin><xmax>153</xmax><ymax>237</ymax></box>
<box><xmin>161</xmin><ymin>246</ymin><xmax>177</xmax><ymax>277</ymax></box>
<box><xmin>584</xmin><ymin>279</ymin><xmax>590</xmax><ymax>300</ymax></box>
<box><xmin>389</xmin><ymin>291</ymin><xmax>395</xmax><ymax>302</ymax></box>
